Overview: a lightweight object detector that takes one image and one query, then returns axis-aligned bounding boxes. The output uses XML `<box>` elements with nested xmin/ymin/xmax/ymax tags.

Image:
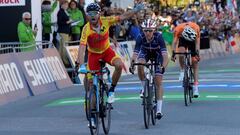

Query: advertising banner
<box><xmin>42</xmin><ymin>48</ymin><xmax>73</xmax><ymax>89</ymax></box>
<box><xmin>65</xmin><ymin>46</ymin><xmax>84</xmax><ymax>84</ymax></box>
<box><xmin>14</xmin><ymin>50</ymin><xmax>58</xmax><ymax>95</ymax></box>
<box><xmin>0</xmin><ymin>53</ymin><xmax>30</xmax><ymax>105</ymax></box>
<box><xmin>109</xmin><ymin>41</ymin><xmax>134</xmax><ymax>75</ymax></box>
<box><xmin>0</xmin><ymin>0</ymin><xmax>25</xmax><ymax>7</ymax></box>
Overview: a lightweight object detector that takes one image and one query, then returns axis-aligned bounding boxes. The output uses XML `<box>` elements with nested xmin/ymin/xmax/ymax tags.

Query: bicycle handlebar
<box><xmin>173</xmin><ymin>52</ymin><xmax>193</xmax><ymax>55</ymax></box>
<box><xmin>132</xmin><ymin>63</ymin><xmax>162</xmax><ymax>68</ymax></box>
<box><xmin>130</xmin><ymin>62</ymin><xmax>163</xmax><ymax>75</ymax></box>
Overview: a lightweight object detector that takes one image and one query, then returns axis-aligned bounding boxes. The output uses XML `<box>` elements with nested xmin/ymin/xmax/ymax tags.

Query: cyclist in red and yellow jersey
<box><xmin>76</xmin><ymin>2</ymin><xmax>145</xmax><ymax>105</ymax></box>
<box><xmin>171</xmin><ymin>22</ymin><xmax>201</xmax><ymax>98</ymax></box>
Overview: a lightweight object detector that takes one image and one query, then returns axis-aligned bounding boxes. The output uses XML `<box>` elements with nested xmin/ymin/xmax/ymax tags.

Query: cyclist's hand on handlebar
<box><xmin>79</xmin><ymin>63</ymin><xmax>88</xmax><ymax>74</ymax></box>
<box><xmin>129</xmin><ymin>60</ymin><xmax>135</xmax><ymax>74</ymax></box>
<box><xmin>194</xmin><ymin>50</ymin><xmax>200</xmax><ymax>62</ymax></box>
<box><xmin>161</xmin><ymin>66</ymin><xmax>165</xmax><ymax>74</ymax></box>
<box><xmin>74</xmin><ymin>61</ymin><xmax>80</xmax><ymax>76</ymax></box>
<box><xmin>171</xmin><ymin>51</ymin><xmax>176</xmax><ymax>62</ymax></box>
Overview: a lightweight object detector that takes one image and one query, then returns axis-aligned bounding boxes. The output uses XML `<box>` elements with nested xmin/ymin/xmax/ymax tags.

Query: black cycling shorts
<box><xmin>178</xmin><ymin>37</ymin><xmax>197</xmax><ymax>57</ymax></box>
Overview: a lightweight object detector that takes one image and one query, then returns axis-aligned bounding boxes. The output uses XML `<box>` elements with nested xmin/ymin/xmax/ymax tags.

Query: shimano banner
<box><xmin>0</xmin><ymin>53</ymin><xmax>30</xmax><ymax>105</ymax></box>
<box><xmin>42</xmin><ymin>48</ymin><xmax>73</xmax><ymax>89</ymax></box>
<box><xmin>15</xmin><ymin>50</ymin><xmax>58</xmax><ymax>95</ymax></box>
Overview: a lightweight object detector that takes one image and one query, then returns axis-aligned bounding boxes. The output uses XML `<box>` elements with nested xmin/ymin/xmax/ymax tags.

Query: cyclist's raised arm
<box><xmin>119</xmin><ymin>2</ymin><xmax>144</xmax><ymax>21</ymax></box>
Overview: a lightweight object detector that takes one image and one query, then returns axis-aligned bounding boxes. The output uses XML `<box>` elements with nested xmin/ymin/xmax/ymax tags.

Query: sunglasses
<box><xmin>24</xmin><ymin>18</ymin><xmax>31</xmax><ymax>20</ymax></box>
<box><xmin>143</xmin><ymin>29</ymin><xmax>154</xmax><ymax>32</ymax></box>
<box><xmin>87</xmin><ymin>11</ymin><xmax>99</xmax><ymax>17</ymax></box>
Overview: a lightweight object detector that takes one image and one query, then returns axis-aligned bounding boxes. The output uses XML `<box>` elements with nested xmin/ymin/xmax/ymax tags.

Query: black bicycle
<box><xmin>173</xmin><ymin>51</ymin><xmax>194</xmax><ymax>106</ymax></box>
<box><xmin>130</xmin><ymin>60</ymin><xmax>162</xmax><ymax>129</ymax></box>
<box><xmin>79</xmin><ymin>59</ymin><xmax>112</xmax><ymax>135</ymax></box>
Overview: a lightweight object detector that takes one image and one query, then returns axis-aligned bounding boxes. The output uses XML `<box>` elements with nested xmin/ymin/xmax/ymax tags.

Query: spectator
<box><xmin>42</xmin><ymin>0</ymin><xmax>58</xmax><ymax>42</ymax></box>
<box><xmin>17</xmin><ymin>12</ymin><xmax>37</xmax><ymax>52</ymax></box>
<box><xmin>128</xmin><ymin>15</ymin><xmax>141</xmax><ymax>40</ymax></box>
<box><xmin>77</xmin><ymin>0</ymin><xmax>87</xmax><ymax>36</ymax></box>
<box><xmin>57</xmin><ymin>0</ymin><xmax>72</xmax><ymax>67</ymax></box>
<box><xmin>68</xmin><ymin>0</ymin><xmax>85</xmax><ymax>41</ymax></box>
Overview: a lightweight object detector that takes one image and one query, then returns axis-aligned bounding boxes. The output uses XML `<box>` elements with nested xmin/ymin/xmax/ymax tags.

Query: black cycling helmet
<box><xmin>86</xmin><ymin>3</ymin><xmax>101</xmax><ymax>13</ymax></box>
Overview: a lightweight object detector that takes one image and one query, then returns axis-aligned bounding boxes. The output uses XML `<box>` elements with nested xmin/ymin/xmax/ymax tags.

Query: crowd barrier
<box><xmin>65</xmin><ymin>38</ymin><xmax>240</xmax><ymax>84</ymax></box>
<box><xmin>0</xmin><ymin>37</ymin><xmax>237</xmax><ymax>105</ymax></box>
<box><xmin>0</xmin><ymin>42</ymin><xmax>72</xmax><ymax>105</ymax></box>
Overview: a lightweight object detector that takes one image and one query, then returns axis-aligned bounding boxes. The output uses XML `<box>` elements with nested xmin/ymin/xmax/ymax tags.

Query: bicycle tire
<box><xmin>189</xmin><ymin>68</ymin><xmax>194</xmax><ymax>103</ymax></box>
<box><xmin>151</xmin><ymin>83</ymin><xmax>157</xmax><ymax>125</ymax></box>
<box><xmin>184</xmin><ymin>69</ymin><xmax>190</xmax><ymax>106</ymax></box>
<box><xmin>85</xmin><ymin>91</ymin><xmax>89</xmax><ymax>121</ymax></box>
<box><xmin>88</xmin><ymin>86</ymin><xmax>99</xmax><ymax>135</ymax></box>
<box><xmin>84</xmin><ymin>78</ymin><xmax>90</xmax><ymax>120</ymax></box>
<box><xmin>101</xmin><ymin>83</ymin><xmax>111</xmax><ymax>134</ymax></box>
<box><xmin>143</xmin><ymin>79</ymin><xmax>150</xmax><ymax>129</ymax></box>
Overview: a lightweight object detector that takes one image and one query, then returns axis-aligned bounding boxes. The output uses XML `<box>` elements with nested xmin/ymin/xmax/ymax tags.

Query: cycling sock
<box><xmin>157</xmin><ymin>100</ymin><xmax>162</xmax><ymax>113</ymax></box>
<box><xmin>109</xmin><ymin>84</ymin><xmax>116</xmax><ymax>92</ymax></box>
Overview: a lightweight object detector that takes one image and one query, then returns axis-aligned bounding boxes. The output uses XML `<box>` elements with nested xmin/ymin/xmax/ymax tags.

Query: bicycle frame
<box><xmin>89</xmin><ymin>66</ymin><xmax>111</xmax><ymax>113</ymax></box>
<box><xmin>79</xmin><ymin>60</ymin><xmax>112</xmax><ymax>135</ymax></box>
<box><xmin>132</xmin><ymin>60</ymin><xmax>161</xmax><ymax>128</ymax></box>
<box><xmin>173</xmin><ymin>50</ymin><xmax>194</xmax><ymax>106</ymax></box>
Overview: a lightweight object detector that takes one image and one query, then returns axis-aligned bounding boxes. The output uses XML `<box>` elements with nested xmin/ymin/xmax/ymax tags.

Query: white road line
<box><xmin>60</xmin><ymin>100</ymin><xmax>84</xmax><ymax>104</ymax></box>
<box><xmin>206</xmin><ymin>96</ymin><xmax>219</xmax><ymax>98</ymax></box>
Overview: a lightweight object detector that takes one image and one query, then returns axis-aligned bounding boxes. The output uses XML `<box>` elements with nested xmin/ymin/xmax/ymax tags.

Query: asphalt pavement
<box><xmin>0</xmin><ymin>54</ymin><xmax>240</xmax><ymax>135</ymax></box>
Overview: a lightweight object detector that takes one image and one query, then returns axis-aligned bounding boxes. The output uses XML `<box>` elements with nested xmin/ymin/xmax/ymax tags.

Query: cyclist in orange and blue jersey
<box><xmin>171</xmin><ymin>22</ymin><xmax>201</xmax><ymax>98</ymax></box>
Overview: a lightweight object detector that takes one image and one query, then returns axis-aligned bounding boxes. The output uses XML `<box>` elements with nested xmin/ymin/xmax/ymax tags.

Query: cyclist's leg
<box><xmin>190</xmin><ymin>44</ymin><xmax>200</xmax><ymax>97</ymax></box>
<box><xmin>178</xmin><ymin>37</ymin><xmax>187</xmax><ymax>80</ymax></box>
<box><xmin>87</xmin><ymin>52</ymin><xmax>101</xmax><ymax>127</ymax></box>
<box><xmin>154</xmin><ymin>75</ymin><xmax>163</xmax><ymax>119</ymax></box>
<box><xmin>103</xmin><ymin>48</ymin><xmax>123</xmax><ymax>103</ymax></box>
<box><xmin>137</xmin><ymin>49</ymin><xmax>148</xmax><ymax>97</ymax></box>
<box><xmin>155</xmin><ymin>53</ymin><xmax>164</xmax><ymax>119</ymax></box>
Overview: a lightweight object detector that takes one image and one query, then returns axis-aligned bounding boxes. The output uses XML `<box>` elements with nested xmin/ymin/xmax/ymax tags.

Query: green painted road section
<box><xmin>46</xmin><ymin>92</ymin><xmax>240</xmax><ymax>107</ymax></box>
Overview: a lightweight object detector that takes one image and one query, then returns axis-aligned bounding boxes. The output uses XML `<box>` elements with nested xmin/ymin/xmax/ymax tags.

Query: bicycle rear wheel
<box><xmin>184</xmin><ymin>70</ymin><xmax>190</xmax><ymax>106</ymax></box>
<box><xmin>189</xmin><ymin>68</ymin><xmax>194</xmax><ymax>103</ymax></box>
<box><xmin>88</xmin><ymin>86</ymin><xmax>99</xmax><ymax>135</ymax></box>
<box><xmin>143</xmin><ymin>79</ymin><xmax>150</xmax><ymax>129</ymax></box>
<box><xmin>101</xmin><ymin>84</ymin><xmax>111</xmax><ymax>134</ymax></box>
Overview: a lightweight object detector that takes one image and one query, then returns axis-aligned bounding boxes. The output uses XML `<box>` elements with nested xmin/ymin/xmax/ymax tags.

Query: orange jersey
<box><xmin>80</xmin><ymin>16</ymin><xmax>120</xmax><ymax>54</ymax></box>
<box><xmin>174</xmin><ymin>22</ymin><xmax>200</xmax><ymax>39</ymax></box>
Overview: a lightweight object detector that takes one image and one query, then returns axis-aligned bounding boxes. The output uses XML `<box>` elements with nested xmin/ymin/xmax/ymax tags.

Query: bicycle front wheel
<box><xmin>88</xmin><ymin>86</ymin><xmax>99</xmax><ymax>135</ymax></box>
<box><xmin>101</xmin><ymin>84</ymin><xmax>111</xmax><ymax>134</ymax></box>
<box><xmin>85</xmin><ymin>91</ymin><xmax>89</xmax><ymax>121</ymax></box>
<box><xmin>143</xmin><ymin>79</ymin><xmax>150</xmax><ymax>129</ymax></box>
<box><xmin>151</xmin><ymin>83</ymin><xmax>157</xmax><ymax>125</ymax></box>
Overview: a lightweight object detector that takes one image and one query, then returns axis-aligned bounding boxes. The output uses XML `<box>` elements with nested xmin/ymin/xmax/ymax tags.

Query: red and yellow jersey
<box><xmin>174</xmin><ymin>22</ymin><xmax>200</xmax><ymax>39</ymax></box>
<box><xmin>80</xmin><ymin>16</ymin><xmax>120</xmax><ymax>54</ymax></box>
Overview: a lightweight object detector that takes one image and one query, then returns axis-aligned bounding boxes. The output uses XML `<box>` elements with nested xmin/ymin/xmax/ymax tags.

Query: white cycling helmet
<box><xmin>141</xmin><ymin>19</ymin><xmax>157</xmax><ymax>29</ymax></box>
<box><xmin>181</xmin><ymin>26</ymin><xmax>197</xmax><ymax>41</ymax></box>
